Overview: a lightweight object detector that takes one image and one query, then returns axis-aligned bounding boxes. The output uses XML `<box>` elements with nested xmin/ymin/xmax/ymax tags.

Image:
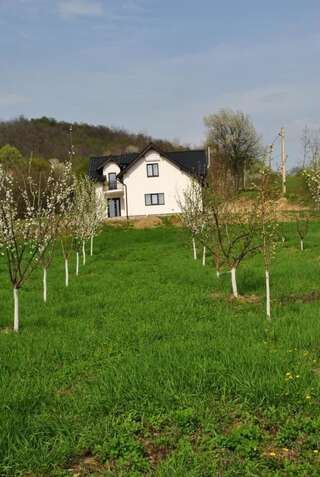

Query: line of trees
<box><xmin>0</xmin><ymin>160</ymin><xmax>105</xmax><ymax>332</ymax></box>
<box><xmin>180</xmin><ymin>166</ymin><xmax>279</xmax><ymax>319</ymax></box>
<box><xmin>0</xmin><ymin>117</ymin><xmax>183</xmax><ymax>175</ymax></box>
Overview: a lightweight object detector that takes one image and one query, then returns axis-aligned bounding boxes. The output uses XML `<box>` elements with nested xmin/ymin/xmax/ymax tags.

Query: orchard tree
<box><xmin>0</xmin><ymin>162</ymin><xmax>72</xmax><ymax>331</ymax></box>
<box><xmin>60</xmin><ymin>215</ymin><xmax>76</xmax><ymax>287</ymax></box>
<box><xmin>204</xmin><ymin>109</ymin><xmax>263</xmax><ymax>191</ymax></box>
<box><xmin>255</xmin><ymin>168</ymin><xmax>279</xmax><ymax>320</ymax></box>
<box><xmin>88</xmin><ymin>185</ymin><xmax>105</xmax><ymax>257</ymax></box>
<box><xmin>39</xmin><ymin>161</ymin><xmax>73</xmax><ymax>302</ymax></box>
<box><xmin>181</xmin><ymin>181</ymin><xmax>261</xmax><ymax>296</ymax></box>
<box><xmin>303</xmin><ymin>168</ymin><xmax>320</xmax><ymax>210</ymax></box>
<box><xmin>295</xmin><ymin>212</ymin><xmax>309</xmax><ymax>251</ymax></box>
<box><xmin>179</xmin><ymin>180</ymin><xmax>205</xmax><ymax>260</ymax></box>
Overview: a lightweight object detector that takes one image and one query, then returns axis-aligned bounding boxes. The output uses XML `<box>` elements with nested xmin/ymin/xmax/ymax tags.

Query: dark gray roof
<box><xmin>88</xmin><ymin>143</ymin><xmax>207</xmax><ymax>182</ymax></box>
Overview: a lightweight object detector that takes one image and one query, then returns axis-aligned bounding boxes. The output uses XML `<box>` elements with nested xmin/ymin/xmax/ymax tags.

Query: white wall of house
<box><xmin>123</xmin><ymin>151</ymin><xmax>193</xmax><ymax>217</ymax></box>
<box><xmin>95</xmin><ymin>151</ymin><xmax>197</xmax><ymax>218</ymax></box>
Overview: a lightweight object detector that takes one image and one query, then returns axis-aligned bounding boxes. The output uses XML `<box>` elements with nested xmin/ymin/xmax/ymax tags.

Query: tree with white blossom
<box><xmin>0</xmin><ymin>161</ymin><xmax>73</xmax><ymax>331</ymax></box>
<box><xmin>255</xmin><ymin>167</ymin><xmax>279</xmax><ymax>319</ymax></box>
<box><xmin>179</xmin><ymin>180</ymin><xmax>205</xmax><ymax>261</ymax></box>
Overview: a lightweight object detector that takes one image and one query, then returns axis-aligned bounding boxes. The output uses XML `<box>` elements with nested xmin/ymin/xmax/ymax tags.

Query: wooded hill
<box><xmin>0</xmin><ymin>116</ymin><xmax>182</xmax><ymax>172</ymax></box>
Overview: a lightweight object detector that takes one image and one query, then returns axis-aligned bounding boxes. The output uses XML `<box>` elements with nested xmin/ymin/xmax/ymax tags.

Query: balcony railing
<box><xmin>103</xmin><ymin>180</ymin><xmax>124</xmax><ymax>195</ymax></box>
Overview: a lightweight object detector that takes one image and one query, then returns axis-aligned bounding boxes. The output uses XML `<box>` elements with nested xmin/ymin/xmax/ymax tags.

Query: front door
<box><xmin>108</xmin><ymin>198</ymin><xmax>121</xmax><ymax>218</ymax></box>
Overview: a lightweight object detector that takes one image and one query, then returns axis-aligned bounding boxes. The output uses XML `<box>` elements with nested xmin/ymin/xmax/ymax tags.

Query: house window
<box><xmin>145</xmin><ymin>193</ymin><xmax>165</xmax><ymax>206</ymax></box>
<box><xmin>108</xmin><ymin>172</ymin><xmax>117</xmax><ymax>190</ymax></box>
<box><xmin>147</xmin><ymin>163</ymin><xmax>159</xmax><ymax>177</ymax></box>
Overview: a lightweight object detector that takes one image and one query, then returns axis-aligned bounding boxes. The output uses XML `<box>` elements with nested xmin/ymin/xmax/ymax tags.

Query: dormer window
<box><xmin>147</xmin><ymin>163</ymin><xmax>159</xmax><ymax>177</ymax></box>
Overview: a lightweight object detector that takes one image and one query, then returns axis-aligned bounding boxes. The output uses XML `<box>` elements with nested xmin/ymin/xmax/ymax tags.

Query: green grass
<box><xmin>286</xmin><ymin>174</ymin><xmax>311</xmax><ymax>205</ymax></box>
<box><xmin>1</xmin><ymin>224</ymin><xmax>320</xmax><ymax>476</ymax></box>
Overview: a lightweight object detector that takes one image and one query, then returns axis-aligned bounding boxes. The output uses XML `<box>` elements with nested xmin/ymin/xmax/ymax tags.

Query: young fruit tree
<box><xmin>39</xmin><ymin>161</ymin><xmax>74</xmax><ymax>302</ymax></box>
<box><xmin>198</xmin><ymin>189</ymin><xmax>226</xmax><ymax>278</ymax></box>
<box><xmin>295</xmin><ymin>212</ymin><xmax>309</xmax><ymax>251</ymax></box>
<box><xmin>179</xmin><ymin>180</ymin><xmax>205</xmax><ymax>261</ymax></box>
<box><xmin>0</xmin><ymin>163</ymin><xmax>72</xmax><ymax>331</ymax></box>
<box><xmin>255</xmin><ymin>168</ymin><xmax>279</xmax><ymax>320</ymax></box>
<box><xmin>87</xmin><ymin>179</ymin><xmax>105</xmax><ymax>257</ymax></box>
<box><xmin>73</xmin><ymin>177</ymin><xmax>92</xmax><ymax>268</ymax></box>
<box><xmin>60</xmin><ymin>216</ymin><xmax>75</xmax><ymax>287</ymax></box>
<box><xmin>303</xmin><ymin>168</ymin><xmax>320</xmax><ymax>209</ymax></box>
<box><xmin>203</xmin><ymin>185</ymin><xmax>261</xmax><ymax>297</ymax></box>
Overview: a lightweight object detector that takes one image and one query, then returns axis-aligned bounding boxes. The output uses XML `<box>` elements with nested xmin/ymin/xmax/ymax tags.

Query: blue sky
<box><xmin>0</xmin><ymin>0</ymin><xmax>320</xmax><ymax>167</ymax></box>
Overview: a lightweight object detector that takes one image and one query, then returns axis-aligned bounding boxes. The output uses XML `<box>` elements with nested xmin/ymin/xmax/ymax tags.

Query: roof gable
<box><xmin>88</xmin><ymin>143</ymin><xmax>207</xmax><ymax>181</ymax></box>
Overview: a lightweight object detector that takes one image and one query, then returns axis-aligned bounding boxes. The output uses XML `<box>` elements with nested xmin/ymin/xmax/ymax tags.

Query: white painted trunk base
<box><xmin>202</xmin><ymin>246</ymin><xmax>206</xmax><ymax>266</ymax></box>
<box><xmin>90</xmin><ymin>235</ymin><xmax>94</xmax><ymax>256</ymax></box>
<box><xmin>82</xmin><ymin>241</ymin><xmax>86</xmax><ymax>265</ymax></box>
<box><xmin>76</xmin><ymin>252</ymin><xmax>79</xmax><ymax>276</ymax></box>
<box><xmin>231</xmin><ymin>267</ymin><xmax>238</xmax><ymax>298</ymax></box>
<box><xmin>13</xmin><ymin>286</ymin><xmax>19</xmax><ymax>332</ymax></box>
<box><xmin>300</xmin><ymin>239</ymin><xmax>304</xmax><ymax>251</ymax></box>
<box><xmin>43</xmin><ymin>268</ymin><xmax>47</xmax><ymax>303</ymax></box>
<box><xmin>65</xmin><ymin>259</ymin><xmax>69</xmax><ymax>287</ymax></box>
<box><xmin>216</xmin><ymin>270</ymin><xmax>220</xmax><ymax>278</ymax></box>
<box><xmin>266</xmin><ymin>270</ymin><xmax>271</xmax><ymax>320</ymax></box>
<box><xmin>192</xmin><ymin>237</ymin><xmax>197</xmax><ymax>260</ymax></box>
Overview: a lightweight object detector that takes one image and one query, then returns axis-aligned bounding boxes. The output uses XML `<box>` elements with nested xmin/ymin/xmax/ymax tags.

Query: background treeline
<box><xmin>0</xmin><ymin>116</ymin><xmax>183</xmax><ymax>174</ymax></box>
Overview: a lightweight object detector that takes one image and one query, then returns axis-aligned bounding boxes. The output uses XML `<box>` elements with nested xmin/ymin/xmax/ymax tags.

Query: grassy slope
<box><xmin>0</xmin><ymin>225</ymin><xmax>320</xmax><ymax>476</ymax></box>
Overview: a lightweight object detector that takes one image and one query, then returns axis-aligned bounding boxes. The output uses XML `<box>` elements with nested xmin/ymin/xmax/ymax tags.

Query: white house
<box><xmin>88</xmin><ymin>143</ymin><xmax>208</xmax><ymax>218</ymax></box>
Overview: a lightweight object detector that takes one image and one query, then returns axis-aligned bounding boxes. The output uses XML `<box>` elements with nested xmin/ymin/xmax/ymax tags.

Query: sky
<box><xmin>0</xmin><ymin>0</ymin><xmax>320</xmax><ymax>167</ymax></box>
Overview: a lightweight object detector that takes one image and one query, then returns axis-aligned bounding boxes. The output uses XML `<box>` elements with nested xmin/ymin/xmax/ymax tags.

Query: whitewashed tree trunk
<box><xmin>65</xmin><ymin>258</ymin><xmax>69</xmax><ymax>287</ymax></box>
<box><xmin>76</xmin><ymin>252</ymin><xmax>79</xmax><ymax>276</ymax></box>
<box><xmin>192</xmin><ymin>237</ymin><xmax>197</xmax><ymax>260</ymax></box>
<box><xmin>300</xmin><ymin>239</ymin><xmax>304</xmax><ymax>251</ymax></box>
<box><xmin>231</xmin><ymin>267</ymin><xmax>238</xmax><ymax>298</ymax></box>
<box><xmin>216</xmin><ymin>270</ymin><xmax>220</xmax><ymax>279</ymax></box>
<box><xmin>202</xmin><ymin>246</ymin><xmax>206</xmax><ymax>266</ymax></box>
<box><xmin>266</xmin><ymin>269</ymin><xmax>271</xmax><ymax>320</ymax></box>
<box><xmin>13</xmin><ymin>286</ymin><xmax>19</xmax><ymax>332</ymax></box>
<box><xmin>90</xmin><ymin>235</ymin><xmax>94</xmax><ymax>256</ymax></box>
<box><xmin>43</xmin><ymin>267</ymin><xmax>47</xmax><ymax>303</ymax></box>
<box><xmin>82</xmin><ymin>240</ymin><xmax>86</xmax><ymax>265</ymax></box>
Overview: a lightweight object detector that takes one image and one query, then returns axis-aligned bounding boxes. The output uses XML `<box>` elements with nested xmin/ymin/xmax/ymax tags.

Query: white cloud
<box><xmin>58</xmin><ymin>0</ymin><xmax>103</xmax><ymax>18</ymax></box>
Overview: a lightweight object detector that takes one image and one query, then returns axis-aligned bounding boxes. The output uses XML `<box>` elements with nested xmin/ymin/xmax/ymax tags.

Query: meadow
<box><xmin>0</xmin><ymin>223</ymin><xmax>320</xmax><ymax>476</ymax></box>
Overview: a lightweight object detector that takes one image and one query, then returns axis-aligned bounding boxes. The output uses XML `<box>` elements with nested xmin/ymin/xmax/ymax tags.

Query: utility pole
<box><xmin>280</xmin><ymin>127</ymin><xmax>286</xmax><ymax>195</ymax></box>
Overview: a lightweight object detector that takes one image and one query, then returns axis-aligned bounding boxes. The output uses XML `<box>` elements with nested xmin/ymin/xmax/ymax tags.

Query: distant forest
<box><xmin>0</xmin><ymin>116</ymin><xmax>183</xmax><ymax>172</ymax></box>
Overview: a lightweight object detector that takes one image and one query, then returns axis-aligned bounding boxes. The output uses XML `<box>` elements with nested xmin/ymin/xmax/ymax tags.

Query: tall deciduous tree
<box><xmin>204</xmin><ymin>109</ymin><xmax>262</xmax><ymax>191</ymax></box>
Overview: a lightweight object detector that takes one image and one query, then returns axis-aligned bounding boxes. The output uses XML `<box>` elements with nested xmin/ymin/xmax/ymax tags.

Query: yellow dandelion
<box><xmin>282</xmin><ymin>448</ymin><xmax>289</xmax><ymax>452</ymax></box>
<box><xmin>269</xmin><ymin>451</ymin><xmax>276</xmax><ymax>457</ymax></box>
